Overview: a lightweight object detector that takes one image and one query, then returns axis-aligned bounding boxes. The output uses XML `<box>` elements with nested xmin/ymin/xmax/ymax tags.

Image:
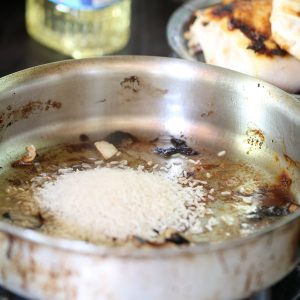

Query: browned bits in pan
<box><xmin>154</xmin><ymin>137</ymin><xmax>199</xmax><ymax>157</ymax></box>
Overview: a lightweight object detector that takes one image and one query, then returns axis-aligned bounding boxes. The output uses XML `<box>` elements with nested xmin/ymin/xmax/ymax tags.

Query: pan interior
<box><xmin>0</xmin><ymin>120</ymin><xmax>298</xmax><ymax>247</ymax></box>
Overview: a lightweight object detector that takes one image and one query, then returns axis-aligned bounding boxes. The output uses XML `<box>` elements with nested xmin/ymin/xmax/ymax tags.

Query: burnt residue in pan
<box><xmin>284</xmin><ymin>153</ymin><xmax>300</xmax><ymax>169</ymax></box>
<box><xmin>154</xmin><ymin>137</ymin><xmax>199</xmax><ymax>157</ymax></box>
<box><xmin>131</xmin><ymin>232</ymin><xmax>190</xmax><ymax>247</ymax></box>
<box><xmin>165</xmin><ymin>232</ymin><xmax>190</xmax><ymax>245</ymax></box>
<box><xmin>2</xmin><ymin>212</ymin><xmax>11</xmax><ymax>220</ymax></box>
<box><xmin>278</xmin><ymin>171</ymin><xmax>292</xmax><ymax>188</ymax></box>
<box><xmin>246</xmin><ymin>128</ymin><xmax>265</xmax><ymax>149</ymax></box>
<box><xmin>120</xmin><ymin>76</ymin><xmax>141</xmax><ymax>93</ymax></box>
<box><xmin>249</xmin><ymin>172</ymin><xmax>294</xmax><ymax>208</ymax></box>
<box><xmin>259</xmin><ymin>206</ymin><xmax>290</xmax><ymax>217</ymax></box>
<box><xmin>245</xmin><ymin>171</ymin><xmax>299</xmax><ymax>221</ymax></box>
<box><xmin>247</xmin><ymin>206</ymin><xmax>290</xmax><ymax>221</ymax></box>
<box><xmin>79</xmin><ymin>134</ymin><xmax>90</xmax><ymax>142</ymax></box>
<box><xmin>105</xmin><ymin>131</ymin><xmax>138</xmax><ymax>147</ymax></box>
<box><xmin>1</xmin><ymin>131</ymin><xmax>299</xmax><ymax>246</ymax></box>
<box><xmin>0</xmin><ymin>100</ymin><xmax>62</xmax><ymax>131</ymax></box>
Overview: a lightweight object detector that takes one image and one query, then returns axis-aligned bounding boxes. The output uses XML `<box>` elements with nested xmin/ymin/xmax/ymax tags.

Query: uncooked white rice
<box><xmin>34</xmin><ymin>167</ymin><xmax>208</xmax><ymax>241</ymax></box>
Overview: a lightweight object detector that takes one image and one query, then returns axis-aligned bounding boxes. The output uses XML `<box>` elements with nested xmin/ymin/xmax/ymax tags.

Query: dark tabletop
<box><xmin>0</xmin><ymin>1</ymin><xmax>300</xmax><ymax>299</ymax></box>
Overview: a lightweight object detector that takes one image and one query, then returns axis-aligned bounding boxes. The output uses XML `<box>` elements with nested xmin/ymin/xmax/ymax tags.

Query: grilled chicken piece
<box><xmin>187</xmin><ymin>0</ymin><xmax>300</xmax><ymax>93</ymax></box>
<box><xmin>271</xmin><ymin>0</ymin><xmax>300</xmax><ymax>60</ymax></box>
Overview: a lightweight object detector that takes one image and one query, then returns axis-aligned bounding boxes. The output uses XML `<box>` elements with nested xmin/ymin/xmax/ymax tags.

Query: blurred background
<box><xmin>0</xmin><ymin>0</ymin><xmax>180</xmax><ymax>77</ymax></box>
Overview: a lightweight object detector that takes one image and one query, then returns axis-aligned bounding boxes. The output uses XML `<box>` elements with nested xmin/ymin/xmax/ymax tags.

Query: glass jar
<box><xmin>26</xmin><ymin>0</ymin><xmax>132</xmax><ymax>58</ymax></box>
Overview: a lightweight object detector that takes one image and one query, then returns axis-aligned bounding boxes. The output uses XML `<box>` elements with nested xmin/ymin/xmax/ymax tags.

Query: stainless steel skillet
<box><xmin>0</xmin><ymin>56</ymin><xmax>299</xmax><ymax>300</ymax></box>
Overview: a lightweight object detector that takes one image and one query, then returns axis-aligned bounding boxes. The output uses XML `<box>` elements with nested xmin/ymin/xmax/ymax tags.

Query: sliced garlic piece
<box><xmin>94</xmin><ymin>141</ymin><xmax>118</xmax><ymax>160</ymax></box>
<box><xmin>22</xmin><ymin>145</ymin><xmax>36</xmax><ymax>162</ymax></box>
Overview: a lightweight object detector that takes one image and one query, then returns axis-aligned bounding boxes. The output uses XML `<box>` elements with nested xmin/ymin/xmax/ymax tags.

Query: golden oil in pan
<box><xmin>0</xmin><ymin>132</ymin><xmax>297</xmax><ymax>246</ymax></box>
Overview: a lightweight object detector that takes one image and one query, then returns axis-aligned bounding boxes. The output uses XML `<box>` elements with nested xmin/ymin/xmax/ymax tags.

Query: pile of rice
<box><xmin>34</xmin><ymin>167</ymin><xmax>209</xmax><ymax>241</ymax></box>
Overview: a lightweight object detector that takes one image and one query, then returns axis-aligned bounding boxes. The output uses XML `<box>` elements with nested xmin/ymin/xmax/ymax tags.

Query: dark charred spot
<box><xmin>278</xmin><ymin>172</ymin><xmax>292</xmax><ymax>188</ymax></box>
<box><xmin>228</xmin><ymin>18</ymin><xmax>287</xmax><ymax>57</ymax></box>
<box><xmin>72</xmin><ymin>165</ymin><xmax>85</xmax><ymax>172</ymax></box>
<box><xmin>53</xmin><ymin>102</ymin><xmax>62</xmax><ymax>109</ymax></box>
<box><xmin>271</xmin><ymin>48</ymin><xmax>287</xmax><ymax>56</ymax></box>
<box><xmin>130</xmin><ymin>232</ymin><xmax>190</xmax><ymax>247</ymax></box>
<box><xmin>165</xmin><ymin>233</ymin><xmax>190</xmax><ymax>245</ymax></box>
<box><xmin>247</xmin><ymin>42</ymin><xmax>267</xmax><ymax>53</ymax></box>
<box><xmin>152</xmin><ymin>228</ymin><xmax>160</xmax><ymax>234</ymax></box>
<box><xmin>258</xmin><ymin>206</ymin><xmax>290</xmax><ymax>217</ymax></box>
<box><xmin>105</xmin><ymin>131</ymin><xmax>138</xmax><ymax>146</ymax></box>
<box><xmin>155</xmin><ymin>137</ymin><xmax>198</xmax><ymax>158</ymax></box>
<box><xmin>46</xmin><ymin>99</ymin><xmax>62</xmax><ymax>109</ymax></box>
<box><xmin>170</xmin><ymin>137</ymin><xmax>186</xmax><ymax>147</ymax></box>
<box><xmin>245</xmin><ymin>169</ymin><xmax>298</xmax><ymax>221</ymax></box>
<box><xmin>120</xmin><ymin>76</ymin><xmax>141</xmax><ymax>93</ymax></box>
<box><xmin>79</xmin><ymin>134</ymin><xmax>89</xmax><ymax>142</ymax></box>
<box><xmin>2</xmin><ymin>212</ymin><xmax>11</xmax><ymax>219</ymax></box>
<box><xmin>154</xmin><ymin>147</ymin><xmax>178</xmax><ymax>157</ymax></box>
<box><xmin>202</xmin><ymin>21</ymin><xmax>209</xmax><ymax>27</ymax></box>
<box><xmin>248</xmin><ymin>44</ymin><xmax>287</xmax><ymax>56</ymax></box>
<box><xmin>154</xmin><ymin>147</ymin><xmax>198</xmax><ymax>157</ymax></box>
<box><xmin>228</xmin><ymin>18</ymin><xmax>265</xmax><ymax>45</ymax></box>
